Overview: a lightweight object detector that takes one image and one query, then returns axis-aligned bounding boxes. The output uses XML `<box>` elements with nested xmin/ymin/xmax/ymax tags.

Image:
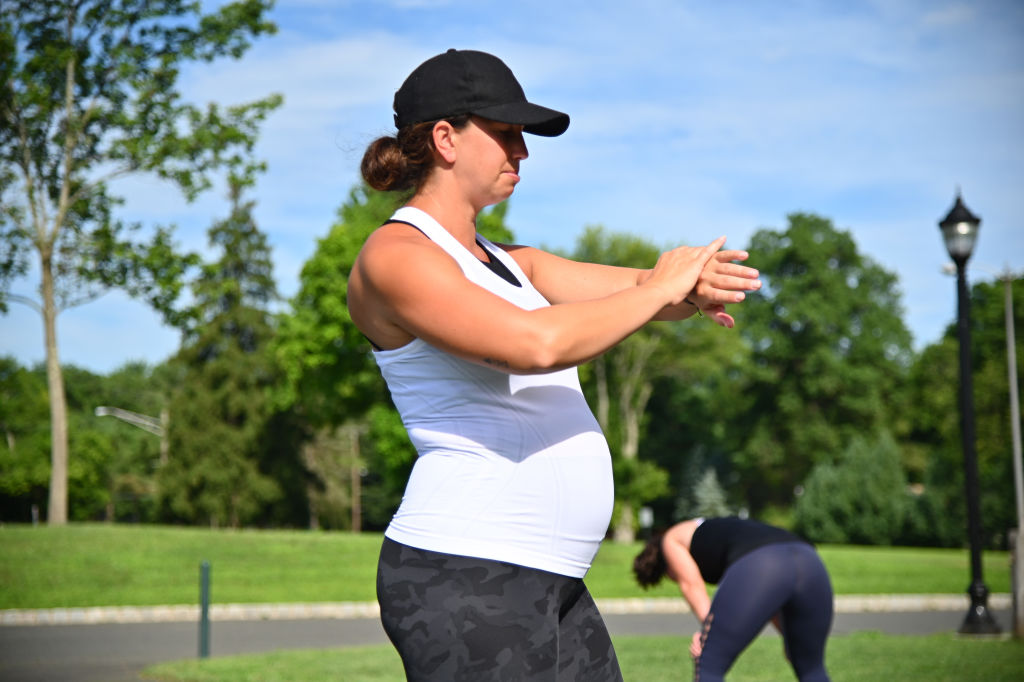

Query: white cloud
<box><xmin>922</xmin><ymin>4</ymin><xmax>977</xmax><ymax>28</ymax></box>
<box><xmin>3</xmin><ymin>0</ymin><xmax>1023</xmax><ymax>372</ymax></box>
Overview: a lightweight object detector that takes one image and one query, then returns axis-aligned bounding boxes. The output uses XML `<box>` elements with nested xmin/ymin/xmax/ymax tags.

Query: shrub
<box><xmin>794</xmin><ymin>431</ymin><xmax>909</xmax><ymax>545</ymax></box>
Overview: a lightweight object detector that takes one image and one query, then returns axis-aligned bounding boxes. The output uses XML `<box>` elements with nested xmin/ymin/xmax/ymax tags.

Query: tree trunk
<box><xmin>43</xmin><ymin>17</ymin><xmax>77</xmax><ymax>526</ymax></box>
<box><xmin>594</xmin><ymin>356</ymin><xmax>609</xmax><ymax>430</ymax></box>
<box><xmin>596</xmin><ymin>356</ymin><xmax>638</xmax><ymax>541</ymax></box>
<box><xmin>349</xmin><ymin>424</ymin><xmax>362</xmax><ymax>533</ymax></box>
<box><xmin>613</xmin><ymin>390</ymin><xmax>642</xmax><ymax>543</ymax></box>
<box><xmin>42</xmin><ymin>251</ymin><xmax>69</xmax><ymax>525</ymax></box>
<box><xmin>614</xmin><ymin>503</ymin><xmax>635</xmax><ymax>543</ymax></box>
<box><xmin>611</xmin><ymin>339</ymin><xmax>656</xmax><ymax>543</ymax></box>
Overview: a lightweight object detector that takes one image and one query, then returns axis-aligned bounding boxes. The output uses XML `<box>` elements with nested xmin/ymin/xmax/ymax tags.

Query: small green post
<box><xmin>199</xmin><ymin>560</ymin><xmax>211</xmax><ymax>659</ymax></box>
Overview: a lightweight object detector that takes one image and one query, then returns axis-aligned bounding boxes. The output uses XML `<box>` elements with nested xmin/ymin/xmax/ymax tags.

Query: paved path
<box><xmin>0</xmin><ymin>596</ymin><xmax>1013</xmax><ymax>682</ymax></box>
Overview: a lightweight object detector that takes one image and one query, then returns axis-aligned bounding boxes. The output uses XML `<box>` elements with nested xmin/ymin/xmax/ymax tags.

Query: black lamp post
<box><xmin>938</xmin><ymin>191</ymin><xmax>1001</xmax><ymax>635</ymax></box>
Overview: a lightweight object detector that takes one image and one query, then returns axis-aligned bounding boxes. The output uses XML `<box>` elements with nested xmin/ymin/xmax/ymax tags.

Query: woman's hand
<box><xmin>689</xmin><ymin>630</ymin><xmax>703</xmax><ymax>659</ymax></box>
<box><xmin>689</xmin><ymin>248</ymin><xmax>761</xmax><ymax>328</ymax></box>
<box><xmin>642</xmin><ymin>237</ymin><xmax>729</xmax><ymax>307</ymax></box>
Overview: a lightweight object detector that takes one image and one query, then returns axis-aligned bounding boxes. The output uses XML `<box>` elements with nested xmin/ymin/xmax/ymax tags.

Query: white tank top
<box><xmin>374</xmin><ymin>207</ymin><xmax>614</xmax><ymax>578</ymax></box>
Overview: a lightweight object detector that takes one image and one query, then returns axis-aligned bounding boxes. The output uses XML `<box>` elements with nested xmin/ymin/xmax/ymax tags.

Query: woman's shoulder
<box><xmin>359</xmin><ymin>222</ymin><xmax>441</xmax><ymax>263</ymax></box>
<box><xmin>353</xmin><ymin>223</ymin><xmax>467</xmax><ymax>306</ymax></box>
<box><xmin>666</xmin><ymin>519</ymin><xmax>702</xmax><ymax>549</ymax></box>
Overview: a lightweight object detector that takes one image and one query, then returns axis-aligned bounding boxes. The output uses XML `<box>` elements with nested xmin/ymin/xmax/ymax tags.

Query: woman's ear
<box><xmin>432</xmin><ymin>120</ymin><xmax>458</xmax><ymax>164</ymax></box>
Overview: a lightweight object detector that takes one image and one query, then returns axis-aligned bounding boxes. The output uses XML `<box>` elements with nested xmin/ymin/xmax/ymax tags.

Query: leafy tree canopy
<box><xmin>270</xmin><ymin>188</ymin><xmax>516</xmax><ymax>528</ymax></box>
<box><xmin>159</xmin><ymin>182</ymin><xmax>283</xmax><ymax>527</ymax></box>
<box><xmin>272</xmin><ymin>186</ymin><xmax>514</xmax><ymax>425</ymax></box>
<box><xmin>735</xmin><ymin>213</ymin><xmax>913</xmax><ymax>511</ymax></box>
<box><xmin>907</xmin><ymin>276</ymin><xmax>1024</xmax><ymax>546</ymax></box>
<box><xmin>0</xmin><ymin>0</ymin><xmax>281</xmax><ymax>523</ymax></box>
<box><xmin>0</xmin><ymin>0</ymin><xmax>281</xmax><ymax>318</ymax></box>
<box><xmin>0</xmin><ymin>357</ymin><xmax>49</xmax><ymax>514</ymax></box>
<box><xmin>793</xmin><ymin>431</ymin><xmax>909</xmax><ymax>545</ymax></box>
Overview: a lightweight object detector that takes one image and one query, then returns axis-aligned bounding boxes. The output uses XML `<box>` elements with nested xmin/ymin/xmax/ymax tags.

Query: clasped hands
<box><xmin>688</xmin><ymin>246</ymin><xmax>761</xmax><ymax>328</ymax></box>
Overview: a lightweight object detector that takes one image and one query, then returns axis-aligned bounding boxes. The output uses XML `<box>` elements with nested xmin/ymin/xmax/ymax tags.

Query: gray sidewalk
<box><xmin>1</xmin><ymin>593</ymin><xmax>1011</xmax><ymax>626</ymax></box>
<box><xmin>0</xmin><ymin>595</ymin><xmax>1014</xmax><ymax>682</ymax></box>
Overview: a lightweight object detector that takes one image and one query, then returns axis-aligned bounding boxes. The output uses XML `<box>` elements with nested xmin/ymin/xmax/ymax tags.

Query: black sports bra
<box><xmin>364</xmin><ymin>220</ymin><xmax>524</xmax><ymax>350</ymax></box>
<box><xmin>388</xmin><ymin>219</ymin><xmax>522</xmax><ymax>288</ymax></box>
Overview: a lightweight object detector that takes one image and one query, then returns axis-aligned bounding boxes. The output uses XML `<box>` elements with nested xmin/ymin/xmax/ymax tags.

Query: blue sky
<box><xmin>2</xmin><ymin>0</ymin><xmax>1023</xmax><ymax>373</ymax></box>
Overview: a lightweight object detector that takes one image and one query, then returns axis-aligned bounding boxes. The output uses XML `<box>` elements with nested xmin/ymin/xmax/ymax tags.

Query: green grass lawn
<box><xmin>586</xmin><ymin>537</ymin><xmax>1014</xmax><ymax>598</ymax></box>
<box><xmin>0</xmin><ymin>524</ymin><xmax>383</xmax><ymax>607</ymax></box>
<box><xmin>0</xmin><ymin>523</ymin><xmax>1013</xmax><ymax>609</ymax></box>
<box><xmin>3</xmin><ymin>524</ymin><xmax>1021</xmax><ymax>681</ymax></box>
<box><xmin>142</xmin><ymin>632</ymin><xmax>1024</xmax><ymax>682</ymax></box>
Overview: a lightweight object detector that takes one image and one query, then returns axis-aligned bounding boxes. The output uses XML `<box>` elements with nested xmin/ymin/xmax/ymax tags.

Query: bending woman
<box><xmin>348</xmin><ymin>49</ymin><xmax>762</xmax><ymax>681</ymax></box>
<box><xmin>633</xmin><ymin>517</ymin><xmax>833</xmax><ymax>681</ymax></box>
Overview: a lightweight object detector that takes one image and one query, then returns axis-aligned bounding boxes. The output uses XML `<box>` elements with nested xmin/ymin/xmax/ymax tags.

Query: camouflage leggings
<box><xmin>377</xmin><ymin>538</ymin><xmax>623</xmax><ymax>681</ymax></box>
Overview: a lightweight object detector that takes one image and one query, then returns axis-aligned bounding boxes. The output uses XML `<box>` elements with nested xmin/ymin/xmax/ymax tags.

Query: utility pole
<box><xmin>1000</xmin><ymin>269</ymin><xmax>1023</xmax><ymax>638</ymax></box>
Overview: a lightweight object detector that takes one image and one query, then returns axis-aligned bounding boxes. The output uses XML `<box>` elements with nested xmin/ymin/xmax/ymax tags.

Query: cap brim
<box><xmin>472</xmin><ymin>102</ymin><xmax>570</xmax><ymax>137</ymax></box>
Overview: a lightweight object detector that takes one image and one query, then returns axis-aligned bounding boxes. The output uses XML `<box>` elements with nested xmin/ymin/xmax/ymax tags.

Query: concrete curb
<box><xmin>1</xmin><ymin>594</ymin><xmax>1011</xmax><ymax>627</ymax></box>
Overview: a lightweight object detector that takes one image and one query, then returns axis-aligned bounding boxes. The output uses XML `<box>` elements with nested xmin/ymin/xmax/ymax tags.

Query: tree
<box><xmin>735</xmin><ymin>213</ymin><xmax>913</xmax><ymax>512</ymax></box>
<box><xmin>270</xmin><ymin>185</ymin><xmax>407</xmax><ymax>530</ymax></box>
<box><xmin>968</xmin><ymin>276</ymin><xmax>1024</xmax><ymax>547</ymax></box>
<box><xmin>0</xmin><ymin>357</ymin><xmax>174</xmax><ymax>522</ymax></box>
<box><xmin>904</xmin><ymin>277</ymin><xmax>1024</xmax><ymax>548</ymax></box>
<box><xmin>62</xmin><ymin>363</ymin><xmax>125</xmax><ymax>520</ymax></box>
<box><xmin>643</xmin><ymin>308</ymin><xmax>753</xmax><ymax>526</ymax></box>
<box><xmin>570</xmin><ymin>226</ymin><xmax>700</xmax><ymax>542</ymax></box>
<box><xmin>271</xmin><ymin>185</ymin><xmax>404</xmax><ymax>427</ymax></box>
<box><xmin>272</xmin><ymin>186</ymin><xmax>515</xmax><ymax>529</ymax></box>
<box><xmin>300</xmin><ymin>422</ymin><xmax>364</xmax><ymax>530</ymax></box>
<box><xmin>688</xmin><ymin>468</ymin><xmax>732</xmax><ymax>519</ymax></box>
<box><xmin>793</xmin><ymin>431</ymin><xmax>909</xmax><ymax>545</ymax></box>
<box><xmin>157</xmin><ymin>179</ymin><xmax>281</xmax><ymax>527</ymax></box>
<box><xmin>0</xmin><ymin>0</ymin><xmax>281</xmax><ymax>523</ymax></box>
<box><xmin>0</xmin><ymin>357</ymin><xmax>49</xmax><ymax>521</ymax></box>
<box><xmin>90</xmin><ymin>361</ymin><xmax>176</xmax><ymax>522</ymax></box>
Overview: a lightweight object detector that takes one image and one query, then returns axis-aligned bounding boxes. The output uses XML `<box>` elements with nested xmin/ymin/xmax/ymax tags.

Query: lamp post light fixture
<box><xmin>938</xmin><ymin>191</ymin><xmax>1001</xmax><ymax>635</ymax></box>
<box><xmin>95</xmin><ymin>405</ymin><xmax>169</xmax><ymax>465</ymax></box>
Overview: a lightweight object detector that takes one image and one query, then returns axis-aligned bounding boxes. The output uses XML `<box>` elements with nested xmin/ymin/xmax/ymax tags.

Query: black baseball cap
<box><xmin>393</xmin><ymin>49</ymin><xmax>570</xmax><ymax>137</ymax></box>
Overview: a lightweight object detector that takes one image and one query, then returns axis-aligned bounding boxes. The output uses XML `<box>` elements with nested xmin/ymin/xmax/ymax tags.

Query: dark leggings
<box><xmin>377</xmin><ymin>537</ymin><xmax>623</xmax><ymax>682</ymax></box>
<box><xmin>695</xmin><ymin>542</ymin><xmax>833</xmax><ymax>682</ymax></box>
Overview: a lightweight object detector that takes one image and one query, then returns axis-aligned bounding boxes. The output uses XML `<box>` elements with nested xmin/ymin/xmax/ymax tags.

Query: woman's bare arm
<box><xmin>506</xmin><ymin>244</ymin><xmax>761</xmax><ymax>328</ymax></box>
<box><xmin>347</xmin><ymin>225</ymin><xmax>728</xmax><ymax>374</ymax></box>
